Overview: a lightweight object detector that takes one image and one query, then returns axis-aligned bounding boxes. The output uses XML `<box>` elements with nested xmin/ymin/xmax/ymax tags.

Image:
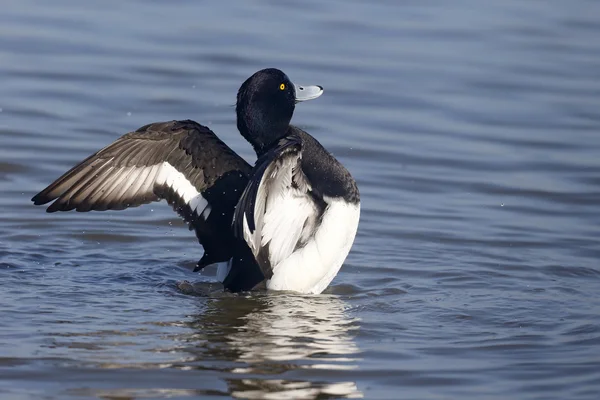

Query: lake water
<box><xmin>1</xmin><ymin>0</ymin><xmax>599</xmax><ymax>399</ymax></box>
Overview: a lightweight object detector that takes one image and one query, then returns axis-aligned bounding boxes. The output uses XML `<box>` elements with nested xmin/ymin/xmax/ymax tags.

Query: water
<box><xmin>1</xmin><ymin>0</ymin><xmax>599</xmax><ymax>398</ymax></box>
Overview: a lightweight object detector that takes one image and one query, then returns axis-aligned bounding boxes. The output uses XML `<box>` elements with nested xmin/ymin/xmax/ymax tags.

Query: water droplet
<box><xmin>501</xmin><ymin>203</ymin><xmax>504</xmax><ymax>207</ymax></box>
<box><xmin>127</xmin><ymin>112</ymin><xmax>132</xmax><ymax>116</ymax></box>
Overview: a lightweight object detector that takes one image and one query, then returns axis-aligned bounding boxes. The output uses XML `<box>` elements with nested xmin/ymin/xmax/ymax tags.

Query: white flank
<box><xmin>267</xmin><ymin>197</ymin><xmax>361</xmax><ymax>294</ymax></box>
<box><xmin>155</xmin><ymin>162</ymin><xmax>209</xmax><ymax>216</ymax></box>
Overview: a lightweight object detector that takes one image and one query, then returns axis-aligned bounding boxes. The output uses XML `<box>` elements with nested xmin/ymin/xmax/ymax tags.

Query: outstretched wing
<box><xmin>32</xmin><ymin>120</ymin><xmax>252</xmax><ymax>266</ymax></box>
<box><xmin>232</xmin><ymin>136</ymin><xmax>325</xmax><ymax>281</ymax></box>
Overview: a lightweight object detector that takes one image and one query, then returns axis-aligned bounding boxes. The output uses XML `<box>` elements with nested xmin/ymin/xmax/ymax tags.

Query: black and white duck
<box><xmin>32</xmin><ymin>68</ymin><xmax>360</xmax><ymax>294</ymax></box>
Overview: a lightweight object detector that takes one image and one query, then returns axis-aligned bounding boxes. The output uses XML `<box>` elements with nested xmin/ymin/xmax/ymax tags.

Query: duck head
<box><xmin>236</xmin><ymin>68</ymin><xmax>323</xmax><ymax>154</ymax></box>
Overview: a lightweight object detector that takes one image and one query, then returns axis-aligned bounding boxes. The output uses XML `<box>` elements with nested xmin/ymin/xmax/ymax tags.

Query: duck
<box><xmin>31</xmin><ymin>68</ymin><xmax>360</xmax><ymax>294</ymax></box>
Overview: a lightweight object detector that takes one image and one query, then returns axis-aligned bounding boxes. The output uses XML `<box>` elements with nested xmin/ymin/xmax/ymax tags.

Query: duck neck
<box><xmin>237</xmin><ymin>103</ymin><xmax>292</xmax><ymax>156</ymax></box>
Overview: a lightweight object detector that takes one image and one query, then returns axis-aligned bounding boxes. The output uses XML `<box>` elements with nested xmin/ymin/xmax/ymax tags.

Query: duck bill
<box><xmin>294</xmin><ymin>84</ymin><xmax>324</xmax><ymax>103</ymax></box>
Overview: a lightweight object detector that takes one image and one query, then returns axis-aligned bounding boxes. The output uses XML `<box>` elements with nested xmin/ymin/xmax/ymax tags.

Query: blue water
<box><xmin>1</xmin><ymin>0</ymin><xmax>599</xmax><ymax>398</ymax></box>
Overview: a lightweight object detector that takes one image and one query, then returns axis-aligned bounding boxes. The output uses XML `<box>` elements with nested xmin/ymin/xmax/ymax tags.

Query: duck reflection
<box><xmin>184</xmin><ymin>288</ymin><xmax>363</xmax><ymax>399</ymax></box>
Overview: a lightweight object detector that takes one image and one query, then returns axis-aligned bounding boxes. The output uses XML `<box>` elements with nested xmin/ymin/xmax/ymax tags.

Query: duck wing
<box><xmin>32</xmin><ymin>120</ymin><xmax>251</xmax><ymax>267</ymax></box>
<box><xmin>231</xmin><ymin>135</ymin><xmax>325</xmax><ymax>282</ymax></box>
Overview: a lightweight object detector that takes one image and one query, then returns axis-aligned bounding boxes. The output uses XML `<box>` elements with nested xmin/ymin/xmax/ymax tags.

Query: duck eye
<box><xmin>279</xmin><ymin>83</ymin><xmax>286</xmax><ymax>90</ymax></box>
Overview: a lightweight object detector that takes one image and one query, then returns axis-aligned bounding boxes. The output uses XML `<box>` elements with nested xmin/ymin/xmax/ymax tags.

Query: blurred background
<box><xmin>1</xmin><ymin>0</ymin><xmax>599</xmax><ymax>399</ymax></box>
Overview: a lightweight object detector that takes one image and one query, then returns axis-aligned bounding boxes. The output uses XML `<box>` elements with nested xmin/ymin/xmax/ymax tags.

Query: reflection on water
<box><xmin>186</xmin><ymin>291</ymin><xmax>363</xmax><ymax>399</ymax></box>
<box><xmin>49</xmin><ymin>291</ymin><xmax>363</xmax><ymax>399</ymax></box>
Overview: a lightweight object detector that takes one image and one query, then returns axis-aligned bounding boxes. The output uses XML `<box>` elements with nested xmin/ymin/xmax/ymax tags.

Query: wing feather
<box><xmin>233</xmin><ymin>135</ymin><xmax>322</xmax><ymax>280</ymax></box>
<box><xmin>34</xmin><ymin>121</ymin><xmax>249</xmax><ymax>213</ymax></box>
<box><xmin>33</xmin><ymin>120</ymin><xmax>252</xmax><ymax>267</ymax></box>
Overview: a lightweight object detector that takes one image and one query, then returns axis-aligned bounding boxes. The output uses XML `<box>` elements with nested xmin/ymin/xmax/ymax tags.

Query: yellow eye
<box><xmin>279</xmin><ymin>83</ymin><xmax>286</xmax><ymax>90</ymax></box>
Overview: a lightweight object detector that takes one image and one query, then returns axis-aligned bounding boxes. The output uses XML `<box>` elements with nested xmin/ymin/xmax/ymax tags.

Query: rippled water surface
<box><xmin>1</xmin><ymin>0</ymin><xmax>600</xmax><ymax>399</ymax></box>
